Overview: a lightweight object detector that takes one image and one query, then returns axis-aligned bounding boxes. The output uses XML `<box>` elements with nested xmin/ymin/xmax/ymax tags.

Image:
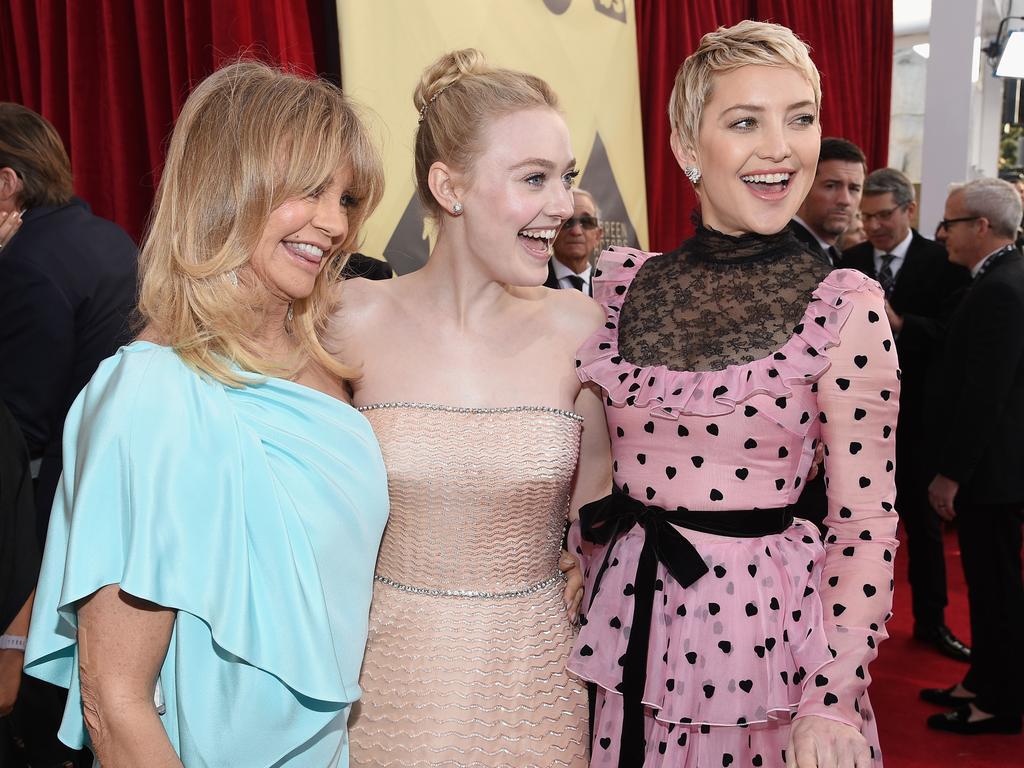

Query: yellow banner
<box><xmin>338</xmin><ymin>0</ymin><xmax>648</xmax><ymax>273</ymax></box>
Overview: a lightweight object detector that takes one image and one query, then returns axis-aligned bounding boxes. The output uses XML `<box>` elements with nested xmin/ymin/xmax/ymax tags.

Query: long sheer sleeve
<box><xmin>797</xmin><ymin>284</ymin><xmax>900</xmax><ymax>730</ymax></box>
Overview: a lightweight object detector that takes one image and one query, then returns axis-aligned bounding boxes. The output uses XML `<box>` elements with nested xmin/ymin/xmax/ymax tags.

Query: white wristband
<box><xmin>0</xmin><ymin>634</ymin><xmax>26</xmax><ymax>651</ymax></box>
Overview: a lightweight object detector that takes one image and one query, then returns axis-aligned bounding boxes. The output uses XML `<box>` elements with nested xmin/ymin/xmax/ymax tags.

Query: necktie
<box><xmin>566</xmin><ymin>274</ymin><xmax>586</xmax><ymax>292</ymax></box>
<box><xmin>827</xmin><ymin>245</ymin><xmax>839</xmax><ymax>266</ymax></box>
<box><xmin>877</xmin><ymin>254</ymin><xmax>895</xmax><ymax>297</ymax></box>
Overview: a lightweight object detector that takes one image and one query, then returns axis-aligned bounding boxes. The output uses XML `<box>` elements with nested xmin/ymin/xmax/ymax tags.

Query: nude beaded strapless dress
<box><xmin>348</xmin><ymin>403</ymin><xmax>589</xmax><ymax>767</ymax></box>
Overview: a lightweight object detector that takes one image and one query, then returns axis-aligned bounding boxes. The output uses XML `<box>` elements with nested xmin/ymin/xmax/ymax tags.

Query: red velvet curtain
<box><xmin>1</xmin><ymin>2</ymin><xmax>892</xmax><ymax>250</ymax></box>
<box><xmin>636</xmin><ymin>0</ymin><xmax>893</xmax><ymax>252</ymax></box>
<box><xmin>0</xmin><ymin>1</ymin><xmax>319</xmax><ymax>244</ymax></box>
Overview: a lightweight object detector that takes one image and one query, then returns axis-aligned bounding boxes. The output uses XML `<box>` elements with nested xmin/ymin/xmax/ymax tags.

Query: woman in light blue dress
<box><xmin>23</xmin><ymin>61</ymin><xmax>388</xmax><ymax>767</ymax></box>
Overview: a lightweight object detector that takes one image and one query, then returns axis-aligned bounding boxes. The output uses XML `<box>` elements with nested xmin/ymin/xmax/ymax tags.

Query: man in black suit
<box><xmin>0</xmin><ymin>104</ymin><xmax>138</xmax><ymax>529</ymax></box>
<box><xmin>790</xmin><ymin>137</ymin><xmax>866</xmax><ymax>266</ymax></box>
<box><xmin>839</xmin><ymin>168</ymin><xmax>972</xmax><ymax>661</ymax></box>
<box><xmin>0</xmin><ymin>103</ymin><xmax>135</xmax><ymax>767</ymax></box>
<box><xmin>923</xmin><ymin>178</ymin><xmax>1024</xmax><ymax>735</ymax></box>
<box><xmin>545</xmin><ymin>188</ymin><xmax>602</xmax><ymax>295</ymax></box>
<box><xmin>788</xmin><ymin>138</ymin><xmax>867</xmax><ymax>533</ymax></box>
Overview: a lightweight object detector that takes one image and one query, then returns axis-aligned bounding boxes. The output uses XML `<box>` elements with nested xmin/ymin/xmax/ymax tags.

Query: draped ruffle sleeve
<box><xmin>25</xmin><ymin>342</ymin><xmax>389</xmax><ymax>766</ymax></box>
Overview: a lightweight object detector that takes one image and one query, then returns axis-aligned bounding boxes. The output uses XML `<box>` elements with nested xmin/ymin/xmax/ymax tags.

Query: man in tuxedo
<box><xmin>545</xmin><ymin>188</ymin><xmax>602</xmax><ymax>295</ymax></box>
<box><xmin>923</xmin><ymin>178</ymin><xmax>1024</xmax><ymax>735</ymax></box>
<box><xmin>0</xmin><ymin>103</ymin><xmax>135</xmax><ymax>767</ymax></box>
<box><xmin>839</xmin><ymin>169</ymin><xmax>971</xmax><ymax>661</ymax></box>
<box><xmin>790</xmin><ymin>137</ymin><xmax>866</xmax><ymax>266</ymax></box>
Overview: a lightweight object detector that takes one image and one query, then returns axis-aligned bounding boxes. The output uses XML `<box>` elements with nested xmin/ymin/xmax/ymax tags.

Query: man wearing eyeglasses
<box><xmin>923</xmin><ymin>178</ymin><xmax>1024</xmax><ymax>735</ymax></box>
<box><xmin>546</xmin><ymin>188</ymin><xmax>603</xmax><ymax>296</ymax></box>
<box><xmin>839</xmin><ymin>168</ymin><xmax>972</xmax><ymax>663</ymax></box>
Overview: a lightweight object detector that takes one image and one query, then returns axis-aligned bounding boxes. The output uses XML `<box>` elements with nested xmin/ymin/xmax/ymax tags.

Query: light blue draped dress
<box><xmin>24</xmin><ymin>341</ymin><xmax>389</xmax><ymax>767</ymax></box>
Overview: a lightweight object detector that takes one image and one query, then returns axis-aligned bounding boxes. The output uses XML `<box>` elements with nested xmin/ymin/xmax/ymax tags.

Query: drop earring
<box><xmin>229</xmin><ymin>270</ymin><xmax>238</xmax><ymax>287</ymax></box>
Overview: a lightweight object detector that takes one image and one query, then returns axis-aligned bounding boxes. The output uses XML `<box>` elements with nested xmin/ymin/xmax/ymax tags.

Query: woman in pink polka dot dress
<box><xmin>568</xmin><ymin>21</ymin><xmax>899</xmax><ymax>768</ymax></box>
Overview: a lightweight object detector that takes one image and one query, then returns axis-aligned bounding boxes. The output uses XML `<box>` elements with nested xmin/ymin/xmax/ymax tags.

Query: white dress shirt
<box><xmin>551</xmin><ymin>258</ymin><xmax>593</xmax><ymax>293</ymax></box>
<box><xmin>872</xmin><ymin>229</ymin><xmax>913</xmax><ymax>279</ymax></box>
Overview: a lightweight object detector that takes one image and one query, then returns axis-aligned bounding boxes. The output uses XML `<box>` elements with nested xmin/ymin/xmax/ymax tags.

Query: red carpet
<box><xmin>871</xmin><ymin>526</ymin><xmax>1022</xmax><ymax>767</ymax></box>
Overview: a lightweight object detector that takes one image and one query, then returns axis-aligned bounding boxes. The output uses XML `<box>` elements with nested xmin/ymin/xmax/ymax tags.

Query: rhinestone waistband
<box><xmin>374</xmin><ymin>572</ymin><xmax>564</xmax><ymax>599</ymax></box>
<box><xmin>357</xmin><ymin>401</ymin><xmax>583</xmax><ymax>422</ymax></box>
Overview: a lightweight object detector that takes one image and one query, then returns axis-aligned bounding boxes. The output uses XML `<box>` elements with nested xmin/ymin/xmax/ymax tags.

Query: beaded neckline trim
<box><xmin>374</xmin><ymin>572</ymin><xmax>564</xmax><ymax>599</ymax></box>
<box><xmin>357</xmin><ymin>402</ymin><xmax>583</xmax><ymax>422</ymax></box>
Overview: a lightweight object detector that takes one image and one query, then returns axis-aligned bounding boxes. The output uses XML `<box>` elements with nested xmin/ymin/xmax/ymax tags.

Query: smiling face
<box><xmin>936</xmin><ymin>190</ymin><xmax>982</xmax><ymax>268</ymax></box>
<box><xmin>456</xmin><ymin>107</ymin><xmax>576</xmax><ymax>286</ymax></box>
<box><xmin>249</xmin><ymin>164</ymin><xmax>354</xmax><ymax>304</ymax></box>
<box><xmin>674</xmin><ymin>64</ymin><xmax>820</xmax><ymax>236</ymax></box>
<box><xmin>798</xmin><ymin>158</ymin><xmax>865</xmax><ymax>242</ymax></box>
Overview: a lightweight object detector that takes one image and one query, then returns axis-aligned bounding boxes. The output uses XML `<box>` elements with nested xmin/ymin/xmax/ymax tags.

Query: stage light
<box><xmin>985</xmin><ymin>17</ymin><xmax>1024</xmax><ymax>78</ymax></box>
<box><xmin>997</xmin><ymin>30</ymin><xmax>1024</xmax><ymax>77</ymax></box>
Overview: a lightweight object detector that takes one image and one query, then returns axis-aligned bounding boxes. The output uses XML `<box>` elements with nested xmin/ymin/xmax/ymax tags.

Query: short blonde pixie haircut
<box><xmin>138</xmin><ymin>61</ymin><xmax>383</xmax><ymax>386</ymax></box>
<box><xmin>668</xmin><ymin>20</ymin><xmax>821</xmax><ymax>150</ymax></box>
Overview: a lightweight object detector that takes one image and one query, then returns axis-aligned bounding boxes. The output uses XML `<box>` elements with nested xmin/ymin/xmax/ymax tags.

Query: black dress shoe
<box><xmin>921</xmin><ymin>684</ymin><xmax>976</xmax><ymax>708</ymax></box>
<box><xmin>913</xmin><ymin>623</ymin><xmax>971</xmax><ymax>662</ymax></box>
<box><xmin>927</xmin><ymin>705</ymin><xmax>1022</xmax><ymax>735</ymax></box>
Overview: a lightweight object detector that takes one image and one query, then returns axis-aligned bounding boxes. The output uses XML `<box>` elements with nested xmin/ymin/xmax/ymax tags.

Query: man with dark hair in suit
<box><xmin>788</xmin><ymin>138</ymin><xmax>867</xmax><ymax>533</ymax></box>
<box><xmin>0</xmin><ymin>102</ymin><xmax>135</xmax><ymax>767</ymax></box>
<box><xmin>923</xmin><ymin>178</ymin><xmax>1024</xmax><ymax>735</ymax></box>
<box><xmin>545</xmin><ymin>188</ymin><xmax>602</xmax><ymax>295</ymax></box>
<box><xmin>839</xmin><ymin>168</ymin><xmax>971</xmax><ymax>662</ymax></box>
<box><xmin>790</xmin><ymin>137</ymin><xmax>866</xmax><ymax>266</ymax></box>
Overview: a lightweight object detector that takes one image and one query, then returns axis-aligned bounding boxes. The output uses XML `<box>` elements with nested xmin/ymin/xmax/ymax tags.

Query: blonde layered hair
<box><xmin>668</xmin><ymin>20</ymin><xmax>821</xmax><ymax>150</ymax></box>
<box><xmin>413</xmin><ymin>48</ymin><xmax>559</xmax><ymax>219</ymax></box>
<box><xmin>137</xmin><ymin>61</ymin><xmax>383</xmax><ymax>385</ymax></box>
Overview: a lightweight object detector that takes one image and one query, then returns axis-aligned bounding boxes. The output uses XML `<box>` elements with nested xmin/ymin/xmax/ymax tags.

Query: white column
<box><xmin>974</xmin><ymin>66</ymin><xmax>1004</xmax><ymax>179</ymax></box>
<box><xmin>918</xmin><ymin>0</ymin><xmax>983</xmax><ymax>235</ymax></box>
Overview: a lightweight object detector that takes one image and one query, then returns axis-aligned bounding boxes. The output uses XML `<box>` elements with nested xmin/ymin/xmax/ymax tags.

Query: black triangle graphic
<box><xmin>383</xmin><ymin>194</ymin><xmax>430</xmax><ymax>275</ymax></box>
<box><xmin>579</xmin><ymin>132</ymin><xmax>640</xmax><ymax>250</ymax></box>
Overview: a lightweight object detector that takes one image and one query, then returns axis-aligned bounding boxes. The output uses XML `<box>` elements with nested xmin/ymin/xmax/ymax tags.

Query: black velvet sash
<box><xmin>579</xmin><ymin>488</ymin><xmax>794</xmax><ymax>768</ymax></box>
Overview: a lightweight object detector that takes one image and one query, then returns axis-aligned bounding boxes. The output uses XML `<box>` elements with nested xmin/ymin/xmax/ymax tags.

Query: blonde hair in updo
<box><xmin>668</xmin><ymin>20</ymin><xmax>821</xmax><ymax>150</ymax></box>
<box><xmin>414</xmin><ymin>48</ymin><xmax>560</xmax><ymax>218</ymax></box>
<box><xmin>137</xmin><ymin>60</ymin><xmax>383</xmax><ymax>386</ymax></box>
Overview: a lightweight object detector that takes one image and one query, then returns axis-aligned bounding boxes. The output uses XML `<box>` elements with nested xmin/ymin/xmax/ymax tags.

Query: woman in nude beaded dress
<box><xmin>331</xmin><ymin>50</ymin><xmax>611</xmax><ymax>766</ymax></box>
<box><xmin>568</xmin><ymin>21</ymin><xmax>900</xmax><ymax>768</ymax></box>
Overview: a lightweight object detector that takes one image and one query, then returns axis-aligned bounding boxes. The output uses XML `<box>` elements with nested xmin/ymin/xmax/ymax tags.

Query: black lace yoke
<box><xmin>617</xmin><ymin>226</ymin><xmax>833</xmax><ymax>373</ymax></box>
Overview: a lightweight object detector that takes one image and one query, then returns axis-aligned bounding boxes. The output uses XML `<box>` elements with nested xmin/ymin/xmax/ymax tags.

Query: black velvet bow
<box><xmin>580</xmin><ymin>492</ymin><xmax>709</xmax><ymax>596</ymax></box>
<box><xmin>578</xmin><ymin>490</ymin><xmax>793</xmax><ymax>768</ymax></box>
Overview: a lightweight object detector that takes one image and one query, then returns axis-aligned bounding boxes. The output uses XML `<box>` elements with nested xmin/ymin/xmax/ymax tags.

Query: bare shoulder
<box><xmin>332</xmin><ymin>276</ymin><xmax>409</xmax><ymax>336</ymax></box>
<box><xmin>326</xmin><ymin>276</ymin><xmax>402</xmax><ymax>361</ymax></box>
<box><xmin>542</xmin><ymin>286</ymin><xmax>607</xmax><ymax>348</ymax></box>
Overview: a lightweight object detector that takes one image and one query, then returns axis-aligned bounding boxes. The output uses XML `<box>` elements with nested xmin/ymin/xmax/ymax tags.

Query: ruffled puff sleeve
<box><xmin>796</xmin><ymin>270</ymin><xmax>900</xmax><ymax>731</ymax></box>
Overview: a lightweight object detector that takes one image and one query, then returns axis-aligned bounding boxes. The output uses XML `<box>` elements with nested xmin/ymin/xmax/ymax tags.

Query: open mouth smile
<box><xmin>740</xmin><ymin>171</ymin><xmax>794</xmax><ymax>201</ymax></box>
<box><xmin>283</xmin><ymin>241</ymin><xmax>326</xmax><ymax>271</ymax></box>
<box><xmin>518</xmin><ymin>228</ymin><xmax>556</xmax><ymax>258</ymax></box>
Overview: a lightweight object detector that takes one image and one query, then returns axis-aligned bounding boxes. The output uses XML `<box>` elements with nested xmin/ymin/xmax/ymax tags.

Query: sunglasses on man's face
<box><xmin>563</xmin><ymin>215</ymin><xmax>600</xmax><ymax>231</ymax></box>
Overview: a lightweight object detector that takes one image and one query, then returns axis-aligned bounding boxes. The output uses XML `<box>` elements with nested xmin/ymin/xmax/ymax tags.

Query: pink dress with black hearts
<box><xmin>568</xmin><ymin>238</ymin><xmax>900</xmax><ymax>768</ymax></box>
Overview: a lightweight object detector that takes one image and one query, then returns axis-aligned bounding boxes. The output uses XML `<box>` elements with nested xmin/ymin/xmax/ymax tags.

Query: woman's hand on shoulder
<box><xmin>787</xmin><ymin>715</ymin><xmax>872</xmax><ymax>768</ymax></box>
